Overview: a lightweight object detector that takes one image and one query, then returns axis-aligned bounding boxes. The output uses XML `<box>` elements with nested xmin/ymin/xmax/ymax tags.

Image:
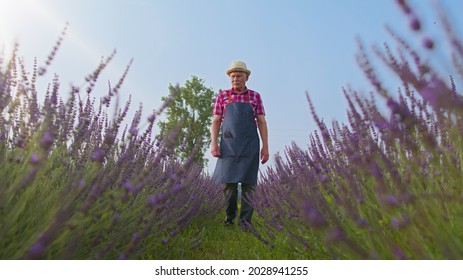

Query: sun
<box><xmin>0</xmin><ymin>0</ymin><xmax>43</xmax><ymax>56</ymax></box>
<box><xmin>0</xmin><ymin>0</ymin><xmax>102</xmax><ymax>72</ymax></box>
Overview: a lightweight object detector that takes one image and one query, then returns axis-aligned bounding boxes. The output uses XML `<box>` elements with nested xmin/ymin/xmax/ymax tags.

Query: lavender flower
<box><xmin>40</xmin><ymin>130</ymin><xmax>54</xmax><ymax>150</ymax></box>
<box><xmin>28</xmin><ymin>242</ymin><xmax>45</xmax><ymax>259</ymax></box>
<box><xmin>423</xmin><ymin>37</ymin><xmax>434</xmax><ymax>49</ymax></box>
<box><xmin>29</xmin><ymin>152</ymin><xmax>39</xmax><ymax>165</ymax></box>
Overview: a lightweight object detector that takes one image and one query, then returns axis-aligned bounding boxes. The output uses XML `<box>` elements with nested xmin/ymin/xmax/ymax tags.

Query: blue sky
<box><xmin>1</xmin><ymin>0</ymin><xmax>462</xmax><ymax>173</ymax></box>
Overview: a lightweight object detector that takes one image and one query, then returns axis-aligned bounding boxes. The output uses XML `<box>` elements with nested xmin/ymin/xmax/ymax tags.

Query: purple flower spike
<box><xmin>387</xmin><ymin>98</ymin><xmax>401</xmax><ymax>114</ymax></box>
<box><xmin>129</xmin><ymin>127</ymin><xmax>138</xmax><ymax>136</ymax></box>
<box><xmin>92</xmin><ymin>149</ymin><xmax>105</xmax><ymax>162</ymax></box>
<box><xmin>30</xmin><ymin>152</ymin><xmax>40</xmax><ymax>165</ymax></box>
<box><xmin>302</xmin><ymin>200</ymin><xmax>327</xmax><ymax>230</ymax></box>
<box><xmin>40</xmin><ymin>130</ymin><xmax>54</xmax><ymax>150</ymax></box>
<box><xmin>319</xmin><ymin>175</ymin><xmax>329</xmax><ymax>182</ymax></box>
<box><xmin>147</xmin><ymin>193</ymin><xmax>163</xmax><ymax>207</ymax></box>
<box><xmin>148</xmin><ymin>114</ymin><xmax>156</xmax><ymax>123</ymax></box>
<box><xmin>28</xmin><ymin>242</ymin><xmax>45</xmax><ymax>258</ymax></box>
<box><xmin>409</xmin><ymin>16</ymin><xmax>421</xmax><ymax>31</ymax></box>
<box><xmin>123</xmin><ymin>181</ymin><xmax>134</xmax><ymax>192</ymax></box>
<box><xmin>131</xmin><ymin>233</ymin><xmax>140</xmax><ymax>243</ymax></box>
<box><xmin>396</xmin><ymin>0</ymin><xmax>412</xmax><ymax>14</ymax></box>
<box><xmin>394</xmin><ymin>248</ymin><xmax>407</xmax><ymax>259</ymax></box>
<box><xmin>382</xmin><ymin>194</ymin><xmax>399</xmax><ymax>207</ymax></box>
<box><xmin>102</xmin><ymin>96</ymin><xmax>111</xmax><ymax>106</ymax></box>
<box><xmin>423</xmin><ymin>37</ymin><xmax>434</xmax><ymax>49</ymax></box>
<box><xmin>390</xmin><ymin>215</ymin><xmax>410</xmax><ymax>229</ymax></box>
<box><xmin>146</xmin><ymin>196</ymin><xmax>157</xmax><ymax>207</ymax></box>
<box><xmin>420</xmin><ymin>86</ymin><xmax>439</xmax><ymax>108</ymax></box>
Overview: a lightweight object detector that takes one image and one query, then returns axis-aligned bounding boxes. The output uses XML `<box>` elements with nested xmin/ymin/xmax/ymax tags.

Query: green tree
<box><xmin>157</xmin><ymin>76</ymin><xmax>215</xmax><ymax>169</ymax></box>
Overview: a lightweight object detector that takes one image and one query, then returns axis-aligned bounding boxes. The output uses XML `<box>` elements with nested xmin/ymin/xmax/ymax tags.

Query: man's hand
<box><xmin>211</xmin><ymin>141</ymin><xmax>220</xmax><ymax>157</ymax></box>
<box><xmin>210</xmin><ymin>115</ymin><xmax>222</xmax><ymax>157</ymax></box>
<box><xmin>260</xmin><ymin>146</ymin><xmax>269</xmax><ymax>164</ymax></box>
<box><xmin>256</xmin><ymin>115</ymin><xmax>269</xmax><ymax>164</ymax></box>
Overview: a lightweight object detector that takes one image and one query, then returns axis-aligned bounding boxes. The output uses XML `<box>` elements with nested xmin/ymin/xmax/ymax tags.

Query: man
<box><xmin>211</xmin><ymin>60</ymin><xmax>269</xmax><ymax>229</ymax></box>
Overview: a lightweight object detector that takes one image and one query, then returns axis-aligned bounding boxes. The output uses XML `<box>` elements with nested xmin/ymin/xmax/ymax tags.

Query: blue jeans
<box><xmin>224</xmin><ymin>183</ymin><xmax>255</xmax><ymax>225</ymax></box>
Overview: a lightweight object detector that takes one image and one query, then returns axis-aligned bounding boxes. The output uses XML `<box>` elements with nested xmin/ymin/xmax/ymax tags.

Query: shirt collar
<box><xmin>230</xmin><ymin>87</ymin><xmax>248</xmax><ymax>95</ymax></box>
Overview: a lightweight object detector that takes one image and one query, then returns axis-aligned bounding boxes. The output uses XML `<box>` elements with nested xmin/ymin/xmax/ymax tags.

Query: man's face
<box><xmin>229</xmin><ymin>71</ymin><xmax>248</xmax><ymax>92</ymax></box>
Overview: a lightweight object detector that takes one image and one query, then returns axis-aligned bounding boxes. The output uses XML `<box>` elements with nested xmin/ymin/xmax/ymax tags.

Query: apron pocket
<box><xmin>223</xmin><ymin>131</ymin><xmax>233</xmax><ymax>138</ymax></box>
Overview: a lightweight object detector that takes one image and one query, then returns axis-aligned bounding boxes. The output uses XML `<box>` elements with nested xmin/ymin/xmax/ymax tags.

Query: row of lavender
<box><xmin>0</xmin><ymin>32</ymin><xmax>223</xmax><ymax>259</ymax></box>
<box><xmin>255</xmin><ymin>1</ymin><xmax>463</xmax><ymax>259</ymax></box>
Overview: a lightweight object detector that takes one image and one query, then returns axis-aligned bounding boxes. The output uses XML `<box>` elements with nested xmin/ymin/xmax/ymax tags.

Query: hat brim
<box><xmin>226</xmin><ymin>68</ymin><xmax>251</xmax><ymax>76</ymax></box>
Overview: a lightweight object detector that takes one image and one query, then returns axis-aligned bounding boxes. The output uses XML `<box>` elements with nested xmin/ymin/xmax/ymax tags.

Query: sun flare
<box><xmin>0</xmin><ymin>0</ymin><xmax>48</xmax><ymax>56</ymax></box>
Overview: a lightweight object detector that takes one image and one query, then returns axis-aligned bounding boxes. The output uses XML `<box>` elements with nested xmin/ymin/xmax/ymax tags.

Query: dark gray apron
<box><xmin>212</xmin><ymin>100</ymin><xmax>260</xmax><ymax>185</ymax></box>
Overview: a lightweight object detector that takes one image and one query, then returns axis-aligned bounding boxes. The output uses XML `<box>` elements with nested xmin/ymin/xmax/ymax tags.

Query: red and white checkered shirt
<box><xmin>212</xmin><ymin>88</ymin><xmax>265</xmax><ymax>118</ymax></box>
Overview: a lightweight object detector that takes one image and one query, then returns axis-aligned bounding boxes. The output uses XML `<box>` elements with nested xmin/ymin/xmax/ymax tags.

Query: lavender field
<box><xmin>2</xmin><ymin>1</ymin><xmax>463</xmax><ymax>259</ymax></box>
<box><xmin>0</xmin><ymin>28</ymin><xmax>224</xmax><ymax>259</ymax></box>
<box><xmin>253</xmin><ymin>1</ymin><xmax>463</xmax><ymax>259</ymax></box>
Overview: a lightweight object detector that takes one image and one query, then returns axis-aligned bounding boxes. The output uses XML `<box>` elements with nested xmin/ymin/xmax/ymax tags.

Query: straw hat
<box><xmin>226</xmin><ymin>61</ymin><xmax>251</xmax><ymax>76</ymax></box>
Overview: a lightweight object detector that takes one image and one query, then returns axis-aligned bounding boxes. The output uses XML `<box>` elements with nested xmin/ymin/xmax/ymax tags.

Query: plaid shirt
<box><xmin>212</xmin><ymin>88</ymin><xmax>265</xmax><ymax>118</ymax></box>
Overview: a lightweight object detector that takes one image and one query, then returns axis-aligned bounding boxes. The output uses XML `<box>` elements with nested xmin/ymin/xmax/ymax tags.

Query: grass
<box><xmin>154</xmin><ymin>200</ymin><xmax>330</xmax><ymax>260</ymax></box>
<box><xmin>158</xmin><ymin>214</ymin><xmax>319</xmax><ymax>260</ymax></box>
